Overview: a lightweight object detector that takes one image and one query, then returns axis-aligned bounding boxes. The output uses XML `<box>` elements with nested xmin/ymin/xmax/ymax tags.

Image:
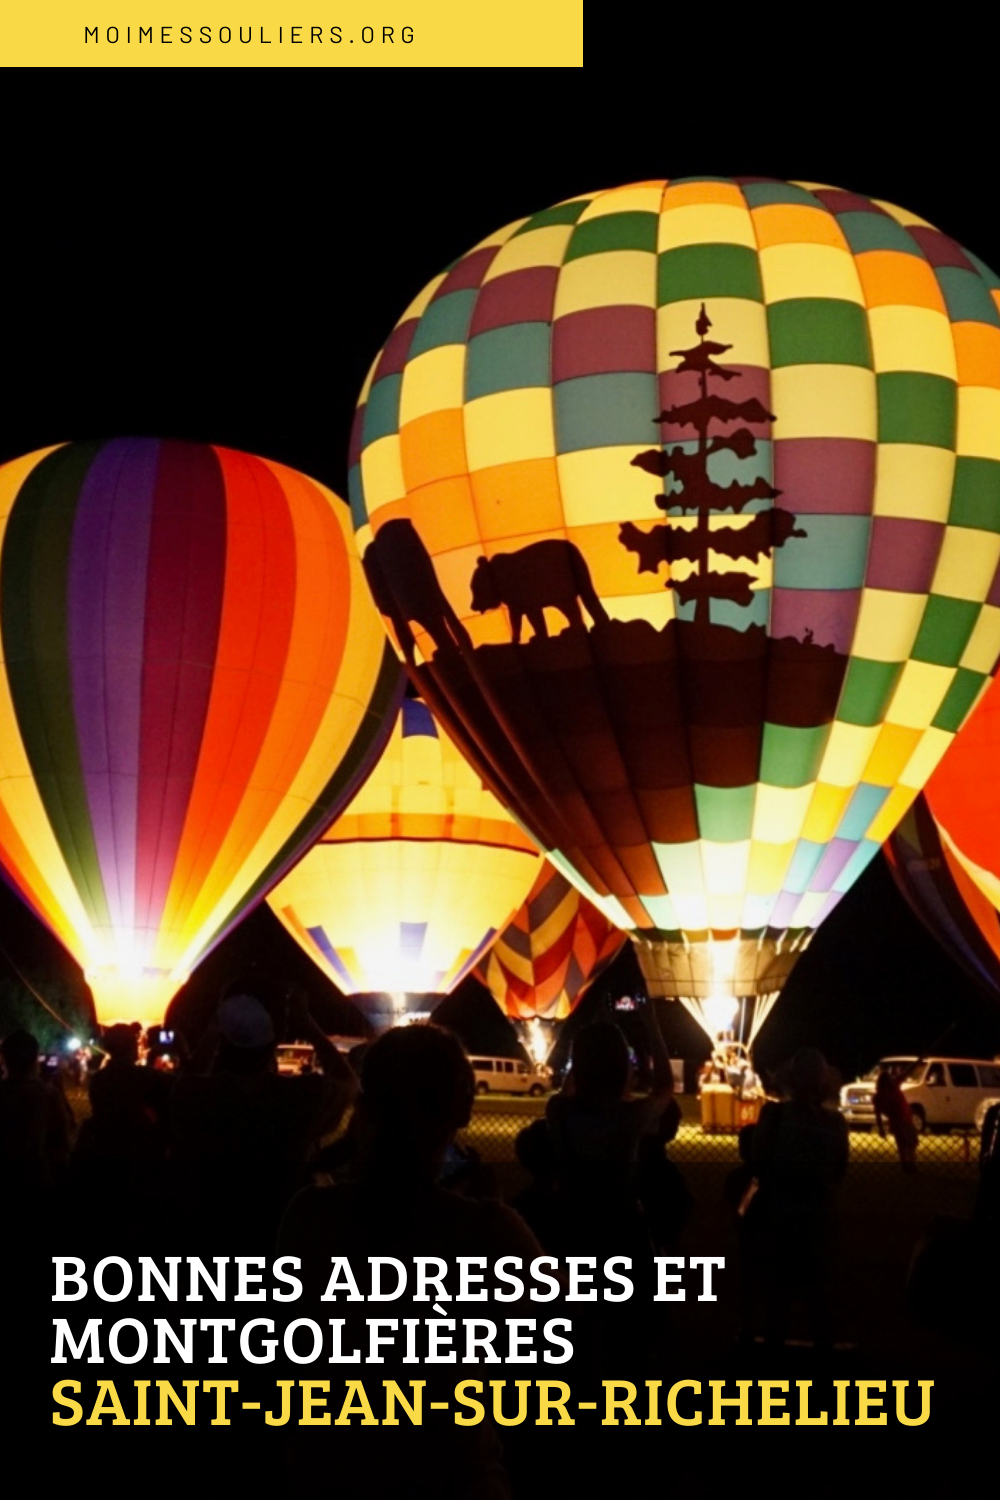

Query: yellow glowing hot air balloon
<box><xmin>267</xmin><ymin>696</ymin><xmax>544</xmax><ymax>1028</ymax></box>
<box><xmin>0</xmin><ymin>439</ymin><xmax>401</xmax><ymax>1027</ymax></box>
<box><xmin>350</xmin><ymin>177</ymin><xmax>1000</xmax><ymax>1042</ymax></box>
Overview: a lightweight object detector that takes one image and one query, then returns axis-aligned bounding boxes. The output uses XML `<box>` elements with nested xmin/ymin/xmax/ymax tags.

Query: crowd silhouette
<box><xmin>3</xmin><ymin>982</ymin><xmax>996</xmax><ymax>1493</ymax></box>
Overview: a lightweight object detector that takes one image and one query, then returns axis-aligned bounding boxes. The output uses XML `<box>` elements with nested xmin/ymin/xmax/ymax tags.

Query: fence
<box><xmin>459</xmin><ymin>1090</ymin><xmax>986</xmax><ymax>1166</ymax></box>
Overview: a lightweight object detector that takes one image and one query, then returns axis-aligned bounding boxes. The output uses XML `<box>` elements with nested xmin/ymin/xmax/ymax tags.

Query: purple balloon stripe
<box><xmin>134</xmin><ymin>442</ymin><xmax>227</xmax><ymax>942</ymax></box>
<box><xmin>807</xmin><ymin>836</ymin><xmax>858</xmax><ymax>892</ymax></box>
<box><xmin>69</xmin><ymin>438</ymin><xmax>158</xmax><ymax>948</ymax></box>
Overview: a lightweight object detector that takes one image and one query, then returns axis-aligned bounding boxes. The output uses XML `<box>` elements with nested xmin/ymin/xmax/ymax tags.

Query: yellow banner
<box><xmin>3</xmin><ymin>0</ymin><xmax>582</xmax><ymax>64</ymax></box>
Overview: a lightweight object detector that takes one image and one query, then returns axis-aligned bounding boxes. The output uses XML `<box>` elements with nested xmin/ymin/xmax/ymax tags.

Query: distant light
<box><xmin>66</xmin><ymin>1036</ymin><xmax>81</xmax><ymax>1052</ymax></box>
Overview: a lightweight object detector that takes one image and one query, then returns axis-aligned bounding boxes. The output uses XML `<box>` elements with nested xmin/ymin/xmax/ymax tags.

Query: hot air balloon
<box><xmin>475</xmin><ymin>861</ymin><xmax>625</xmax><ymax>1062</ymax></box>
<box><xmin>886</xmin><ymin>795</ymin><xmax>1000</xmax><ymax>1003</ymax></box>
<box><xmin>885</xmin><ymin>664</ymin><xmax>1000</xmax><ymax>1004</ymax></box>
<box><xmin>349</xmin><ymin>177</ymin><xmax>1000</xmax><ymax>1042</ymax></box>
<box><xmin>922</xmin><ymin>667</ymin><xmax>1000</xmax><ymax>913</ymax></box>
<box><xmin>266</xmin><ymin>695</ymin><xmax>544</xmax><ymax>1029</ymax></box>
<box><xmin>0</xmin><ymin>439</ymin><xmax>402</xmax><ymax>1027</ymax></box>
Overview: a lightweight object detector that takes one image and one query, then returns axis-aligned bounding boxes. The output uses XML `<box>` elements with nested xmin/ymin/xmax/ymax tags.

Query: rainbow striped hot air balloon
<box><xmin>350</xmin><ymin>176</ymin><xmax>1000</xmax><ymax>1041</ymax></box>
<box><xmin>0</xmin><ymin>439</ymin><xmax>402</xmax><ymax>1026</ymax></box>
<box><xmin>267</xmin><ymin>695</ymin><xmax>543</xmax><ymax>1029</ymax></box>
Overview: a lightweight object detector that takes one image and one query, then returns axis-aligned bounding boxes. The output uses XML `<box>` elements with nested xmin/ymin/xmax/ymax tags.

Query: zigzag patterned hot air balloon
<box><xmin>267</xmin><ymin>695</ymin><xmax>544</xmax><ymax>1028</ymax></box>
<box><xmin>350</xmin><ymin>177</ymin><xmax>1000</xmax><ymax>1041</ymax></box>
<box><xmin>476</xmin><ymin>862</ymin><xmax>625</xmax><ymax>1022</ymax></box>
<box><xmin>0</xmin><ymin>439</ymin><xmax>402</xmax><ymax>1026</ymax></box>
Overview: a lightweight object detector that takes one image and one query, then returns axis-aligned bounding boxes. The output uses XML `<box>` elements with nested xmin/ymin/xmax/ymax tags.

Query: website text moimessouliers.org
<box><xmin>83</xmin><ymin>25</ymin><xmax>414</xmax><ymax>44</ymax></box>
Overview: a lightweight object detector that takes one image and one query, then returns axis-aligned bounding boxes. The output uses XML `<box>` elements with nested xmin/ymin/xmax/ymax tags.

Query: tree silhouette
<box><xmin>622</xmin><ymin>304</ymin><xmax>805</xmax><ymax>628</ymax></box>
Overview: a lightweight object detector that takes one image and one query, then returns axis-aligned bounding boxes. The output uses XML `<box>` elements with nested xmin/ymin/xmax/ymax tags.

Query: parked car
<box><xmin>839</xmin><ymin>1057</ymin><xmax>917</xmax><ymax>1126</ymax></box>
<box><xmin>469</xmin><ymin>1055</ymin><xmax>550</xmax><ymax>1097</ymax></box>
<box><xmin>840</xmin><ymin>1055</ymin><xmax>1000</xmax><ymax>1133</ymax></box>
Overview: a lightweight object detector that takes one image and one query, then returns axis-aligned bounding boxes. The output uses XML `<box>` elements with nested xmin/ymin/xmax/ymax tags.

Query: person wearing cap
<box><xmin>169</xmin><ymin>983</ymin><xmax>356</xmax><ymax>1248</ymax></box>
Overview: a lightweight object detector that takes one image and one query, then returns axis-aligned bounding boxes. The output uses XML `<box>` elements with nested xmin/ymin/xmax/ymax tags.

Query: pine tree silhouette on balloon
<box><xmin>623</xmin><ymin>303</ymin><xmax>805</xmax><ymax>626</ymax></box>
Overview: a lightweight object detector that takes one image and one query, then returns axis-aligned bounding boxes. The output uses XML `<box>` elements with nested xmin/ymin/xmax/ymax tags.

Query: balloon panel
<box><xmin>0</xmin><ymin>439</ymin><xmax>402</xmax><ymax>1023</ymax></box>
<box><xmin>351</xmin><ymin>179</ymin><xmax>1000</xmax><ymax>997</ymax></box>
<box><xmin>476</xmin><ymin>861</ymin><xmax>625</xmax><ymax>1021</ymax></box>
<box><xmin>267</xmin><ymin>697</ymin><xmax>543</xmax><ymax>996</ymax></box>
<box><xmin>924</xmin><ymin>667</ymin><xmax>1000</xmax><ymax>909</ymax></box>
<box><xmin>886</xmin><ymin>795</ymin><xmax>1000</xmax><ymax>1002</ymax></box>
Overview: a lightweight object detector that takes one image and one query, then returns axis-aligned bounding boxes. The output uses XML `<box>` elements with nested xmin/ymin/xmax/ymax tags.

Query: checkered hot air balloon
<box><xmin>350</xmin><ymin>177</ymin><xmax>1000</xmax><ymax>1042</ymax></box>
<box><xmin>266</xmin><ymin>696</ymin><xmax>544</xmax><ymax>1029</ymax></box>
<box><xmin>0</xmin><ymin>439</ymin><xmax>402</xmax><ymax>1026</ymax></box>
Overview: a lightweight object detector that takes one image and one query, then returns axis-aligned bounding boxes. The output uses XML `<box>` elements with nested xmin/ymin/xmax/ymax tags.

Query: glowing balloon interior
<box><xmin>0</xmin><ymin>439</ymin><xmax>402</xmax><ymax>1027</ymax></box>
<box><xmin>267</xmin><ymin>697</ymin><xmax>543</xmax><ymax>1017</ymax></box>
<box><xmin>350</xmin><ymin>178</ymin><xmax>1000</xmax><ymax>1038</ymax></box>
<box><xmin>476</xmin><ymin>861</ymin><xmax>624</xmax><ymax>1022</ymax></box>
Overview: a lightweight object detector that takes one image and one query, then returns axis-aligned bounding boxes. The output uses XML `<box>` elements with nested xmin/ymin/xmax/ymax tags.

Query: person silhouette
<box><xmin>874</xmin><ymin>1066</ymin><xmax>918</xmax><ymax>1171</ymax></box>
<box><xmin>545</xmin><ymin>1007</ymin><xmax>675</xmax><ymax>1255</ymax></box>
<box><xmin>0</xmin><ymin>1029</ymin><xmax>72</xmax><ymax>1195</ymax></box>
<box><xmin>752</xmin><ymin>1047</ymin><xmax>848</xmax><ymax>1349</ymax></box>
<box><xmin>170</xmin><ymin>985</ymin><xmax>356</xmax><ymax>1247</ymax></box>
<box><xmin>279</xmin><ymin>1024</ymin><xmax>543</xmax><ymax>1499</ymax></box>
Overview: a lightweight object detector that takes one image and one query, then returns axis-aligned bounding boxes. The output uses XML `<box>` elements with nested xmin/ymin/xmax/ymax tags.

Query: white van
<box><xmin>469</xmin><ymin>1055</ymin><xmax>550</xmax><ymax>1097</ymax></box>
<box><xmin>840</xmin><ymin>1056</ymin><xmax>1000</xmax><ymax>1132</ymax></box>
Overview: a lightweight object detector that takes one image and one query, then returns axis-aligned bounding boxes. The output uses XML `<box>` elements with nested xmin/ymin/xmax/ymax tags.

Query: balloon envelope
<box><xmin>886</xmin><ymin>794</ymin><xmax>1000</xmax><ymax>1004</ymax></box>
<box><xmin>350</xmin><ymin>177</ymin><xmax>1000</xmax><ymax>1034</ymax></box>
<box><xmin>923</xmin><ymin>667</ymin><xmax>1000</xmax><ymax>912</ymax></box>
<box><xmin>267</xmin><ymin>696</ymin><xmax>544</xmax><ymax>1021</ymax></box>
<box><xmin>0</xmin><ymin>439</ymin><xmax>402</xmax><ymax>1026</ymax></box>
<box><xmin>476</xmin><ymin>861</ymin><xmax>625</xmax><ymax>1022</ymax></box>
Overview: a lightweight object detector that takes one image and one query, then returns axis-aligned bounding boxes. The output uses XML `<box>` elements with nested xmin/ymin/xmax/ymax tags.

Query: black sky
<box><xmin>2</xmin><ymin>71</ymin><xmax>999</xmax><ymax>1069</ymax></box>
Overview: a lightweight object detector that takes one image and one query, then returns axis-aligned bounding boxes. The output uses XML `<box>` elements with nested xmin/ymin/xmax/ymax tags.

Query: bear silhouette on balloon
<box><xmin>470</xmin><ymin>540</ymin><xmax>609</xmax><ymax>643</ymax></box>
<box><xmin>363</xmin><ymin>519</ymin><xmax>472</xmax><ymax>666</ymax></box>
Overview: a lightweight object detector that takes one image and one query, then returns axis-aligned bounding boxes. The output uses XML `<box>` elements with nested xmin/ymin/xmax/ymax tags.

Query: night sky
<box><xmin>2</xmin><ymin>75</ymin><xmax>999</xmax><ymax>1076</ymax></box>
